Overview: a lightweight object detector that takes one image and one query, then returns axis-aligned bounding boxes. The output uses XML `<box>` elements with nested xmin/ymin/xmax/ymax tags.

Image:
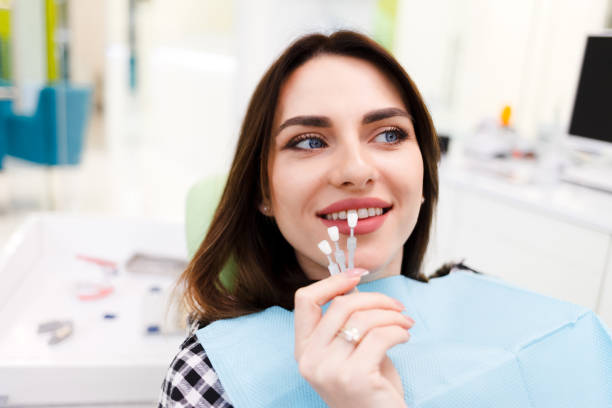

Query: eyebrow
<box><xmin>276</xmin><ymin>107</ymin><xmax>413</xmax><ymax>136</ymax></box>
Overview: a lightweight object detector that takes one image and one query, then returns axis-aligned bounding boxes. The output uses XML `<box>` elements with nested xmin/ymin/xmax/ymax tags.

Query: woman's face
<box><xmin>265</xmin><ymin>54</ymin><xmax>424</xmax><ymax>281</ymax></box>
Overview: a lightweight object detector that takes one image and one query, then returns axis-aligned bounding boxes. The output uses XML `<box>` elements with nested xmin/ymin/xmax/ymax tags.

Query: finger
<box><xmin>381</xmin><ymin>356</ymin><xmax>404</xmax><ymax>396</ymax></box>
<box><xmin>324</xmin><ymin>309</ymin><xmax>414</xmax><ymax>363</ymax></box>
<box><xmin>307</xmin><ymin>292</ymin><xmax>407</xmax><ymax>350</ymax></box>
<box><xmin>345</xmin><ymin>309</ymin><xmax>413</xmax><ymax>335</ymax></box>
<box><xmin>348</xmin><ymin>325</ymin><xmax>411</xmax><ymax>369</ymax></box>
<box><xmin>294</xmin><ymin>268</ymin><xmax>369</xmax><ymax>356</ymax></box>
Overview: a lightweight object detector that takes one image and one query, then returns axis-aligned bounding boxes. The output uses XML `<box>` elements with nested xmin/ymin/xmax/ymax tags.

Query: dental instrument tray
<box><xmin>0</xmin><ymin>213</ymin><xmax>188</xmax><ymax>406</ymax></box>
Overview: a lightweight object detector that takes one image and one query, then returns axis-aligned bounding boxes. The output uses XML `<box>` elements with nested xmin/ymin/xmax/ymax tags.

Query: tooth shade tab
<box><xmin>327</xmin><ymin>226</ymin><xmax>339</xmax><ymax>241</ymax></box>
<box><xmin>347</xmin><ymin>210</ymin><xmax>358</xmax><ymax>228</ymax></box>
<box><xmin>318</xmin><ymin>240</ymin><xmax>332</xmax><ymax>255</ymax></box>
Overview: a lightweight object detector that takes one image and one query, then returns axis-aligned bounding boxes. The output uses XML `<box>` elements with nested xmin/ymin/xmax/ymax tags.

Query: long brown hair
<box><xmin>180</xmin><ymin>30</ymin><xmax>441</xmax><ymax>324</ymax></box>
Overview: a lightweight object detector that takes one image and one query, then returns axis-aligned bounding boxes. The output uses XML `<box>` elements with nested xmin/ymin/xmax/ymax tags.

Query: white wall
<box><xmin>103</xmin><ymin>0</ymin><xmax>380</xmax><ymax>220</ymax></box>
<box><xmin>232</xmin><ymin>0</ymin><xmax>376</xmax><ymax>133</ymax></box>
<box><xmin>394</xmin><ymin>0</ymin><xmax>609</xmax><ymax>140</ymax></box>
<box><xmin>69</xmin><ymin>0</ymin><xmax>105</xmax><ymax>85</ymax></box>
<box><xmin>104</xmin><ymin>0</ymin><xmax>129</xmax><ymax>154</ymax></box>
<box><xmin>10</xmin><ymin>0</ymin><xmax>46</xmax><ymax>113</ymax></box>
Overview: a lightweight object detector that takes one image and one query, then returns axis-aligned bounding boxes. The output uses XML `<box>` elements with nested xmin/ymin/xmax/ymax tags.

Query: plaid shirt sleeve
<box><xmin>158</xmin><ymin>318</ymin><xmax>234</xmax><ymax>408</ymax></box>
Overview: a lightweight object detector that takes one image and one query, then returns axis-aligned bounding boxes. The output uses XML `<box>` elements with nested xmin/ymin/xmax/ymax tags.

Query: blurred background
<box><xmin>0</xmin><ymin>0</ymin><xmax>611</xmax><ymax>406</ymax></box>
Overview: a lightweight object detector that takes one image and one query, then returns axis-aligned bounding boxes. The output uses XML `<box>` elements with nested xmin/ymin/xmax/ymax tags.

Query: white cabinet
<box><xmin>425</xmin><ymin>162</ymin><xmax>612</xmax><ymax>329</ymax></box>
<box><xmin>598</xmin><ymin>239</ymin><xmax>612</xmax><ymax>328</ymax></box>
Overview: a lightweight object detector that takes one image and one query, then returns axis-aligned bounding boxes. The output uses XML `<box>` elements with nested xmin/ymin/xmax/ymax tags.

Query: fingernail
<box><xmin>346</xmin><ymin>268</ymin><xmax>369</xmax><ymax>277</ymax></box>
<box><xmin>394</xmin><ymin>299</ymin><xmax>405</xmax><ymax>309</ymax></box>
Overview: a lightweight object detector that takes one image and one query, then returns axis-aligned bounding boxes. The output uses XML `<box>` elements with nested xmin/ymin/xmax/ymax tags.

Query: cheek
<box><xmin>268</xmin><ymin>157</ymin><xmax>327</xmax><ymax>266</ymax></box>
<box><xmin>378</xmin><ymin>148</ymin><xmax>424</xmax><ymax>198</ymax></box>
<box><xmin>269</xmin><ymin>157</ymin><xmax>318</xmax><ymax>231</ymax></box>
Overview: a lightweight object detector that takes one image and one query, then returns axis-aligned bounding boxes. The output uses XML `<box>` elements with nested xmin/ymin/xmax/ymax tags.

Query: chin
<box><xmin>353</xmin><ymin>246</ymin><xmax>402</xmax><ymax>277</ymax></box>
<box><xmin>353</xmin><ymin>258</ymin><xmax>386</xmax><ymax>274</ymax></box>
<box><xmin>353</xmin><ymin>248</ymin><xmax>388</xmax><ymax>269</ymax></box>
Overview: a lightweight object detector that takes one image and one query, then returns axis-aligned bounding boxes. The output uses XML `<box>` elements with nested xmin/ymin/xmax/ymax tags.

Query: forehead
<box><xmin>274</xmin><ymin>54</ymin><xmax>406</xmax><ymax>123</ymax></box>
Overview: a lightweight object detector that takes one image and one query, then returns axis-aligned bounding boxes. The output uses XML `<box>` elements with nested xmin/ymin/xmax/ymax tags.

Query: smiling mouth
<box><xmin>317</xmin><ymin>206</ymin><xmax>393</xmax><ymax>221</ymax></box>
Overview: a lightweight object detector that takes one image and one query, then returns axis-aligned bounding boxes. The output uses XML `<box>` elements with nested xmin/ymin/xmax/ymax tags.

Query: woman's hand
<box><xmin>294</xmin><ymin>268</ymin><xmax>414</xmax><ymax>408</ymax></box>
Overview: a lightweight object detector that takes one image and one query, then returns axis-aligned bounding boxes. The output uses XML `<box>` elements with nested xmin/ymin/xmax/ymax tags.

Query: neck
<box><xmin>359</xmin><ymin>249</ymin><xmax>403</xmax><ymax>283</ymax></box>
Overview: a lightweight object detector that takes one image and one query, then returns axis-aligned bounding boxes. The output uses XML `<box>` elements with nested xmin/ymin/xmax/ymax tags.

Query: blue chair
<box><xmin>0</xmin><ymin>98</ymin><xmax>11</xmax><ymax>170</ymax></box>
<box><xmin>6</xmin><ymin>84</ymin><xmax>92</xmax><ymax>166</ymax></box>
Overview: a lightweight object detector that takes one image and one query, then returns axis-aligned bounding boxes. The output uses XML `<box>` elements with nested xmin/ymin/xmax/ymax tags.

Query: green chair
<box><xmin>185</xmin><ymin>174</ymin><xmax>237</xmax><ymax>289</ymax></box>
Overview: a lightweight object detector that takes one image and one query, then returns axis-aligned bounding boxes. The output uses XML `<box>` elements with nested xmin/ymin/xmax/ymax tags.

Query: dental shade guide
<box><xmin>327</xmin><ymin>226</ymin><xmax>347</xmax><ymax>273</ymax></box>
<box><xmin>347</xmin><ymin>210</ymin><xmax>358</xmax><ymax>270</ymax></box>
<box><xmin>318</xmin><ymin>240</ymin><xmax>340</xmax><ymax>275</ymax></box>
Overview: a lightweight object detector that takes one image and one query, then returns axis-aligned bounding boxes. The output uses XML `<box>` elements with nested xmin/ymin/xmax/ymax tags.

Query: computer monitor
<box><xmin>567</xmin><ymin>33</ymin><xmax>612</xmax><ymax>156</ymax></box>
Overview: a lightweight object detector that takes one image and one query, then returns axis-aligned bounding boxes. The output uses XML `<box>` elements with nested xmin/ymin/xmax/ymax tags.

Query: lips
<box><xmin>316</xmin><ymin>197</ymin><xmax>393</xmax><ymax>235</ymax></box>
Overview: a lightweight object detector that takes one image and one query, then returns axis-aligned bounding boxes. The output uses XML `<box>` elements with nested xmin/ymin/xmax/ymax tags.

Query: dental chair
<box><xmin>185</xmin><ymin>174</ymin><xmax>237</xmax><ymax>288</ymax></box>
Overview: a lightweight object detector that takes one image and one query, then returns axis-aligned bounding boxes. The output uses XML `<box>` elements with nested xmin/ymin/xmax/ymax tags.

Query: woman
<box><xmin>159</xmin><ymin>30</ymin><xmax>453</xmax><ymax>407</ymax></box>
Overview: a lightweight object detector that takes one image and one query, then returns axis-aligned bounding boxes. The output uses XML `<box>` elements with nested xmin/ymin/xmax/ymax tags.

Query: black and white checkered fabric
<box><xmin>158</xmin><ymin>319</ymin><xmax>234</xmax><ymax>407</ymax></box>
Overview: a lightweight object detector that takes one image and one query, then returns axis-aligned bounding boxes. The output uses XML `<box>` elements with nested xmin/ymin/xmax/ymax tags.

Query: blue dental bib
<box><xmin>196</xmin><ymin>271</ymin><xmax>612</xmax><ymax>407</ymax></box>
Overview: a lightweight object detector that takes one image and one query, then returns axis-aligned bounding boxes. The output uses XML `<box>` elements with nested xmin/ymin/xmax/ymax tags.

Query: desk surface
<box><xmin>0</xmin><ymin>214</ymin><xmax>188</xmax><ymax>405</ymax></box>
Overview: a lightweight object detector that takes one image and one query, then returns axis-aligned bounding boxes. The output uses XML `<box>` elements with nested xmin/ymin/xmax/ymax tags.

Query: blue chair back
<box><xmin>6</xmin><ymin>84</ymin><xmax>92</xmax><ymax>165</ymax></box>
<box><xmin>0</xmin><ymin>98</ymin><xmax>11</xmax><ymax>170</ymax></box>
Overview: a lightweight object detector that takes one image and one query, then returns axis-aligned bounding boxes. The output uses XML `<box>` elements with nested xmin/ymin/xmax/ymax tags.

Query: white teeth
<box><xmin>322</xmin><ymin>207</ymin><xmax>386</xmax><ymax>221</ymax></box>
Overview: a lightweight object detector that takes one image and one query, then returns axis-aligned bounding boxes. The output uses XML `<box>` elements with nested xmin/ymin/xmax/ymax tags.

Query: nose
<box><xmin>329</xmin><ymin>141</ymin><xmax>378</xmax><ymax>190</ymax></box>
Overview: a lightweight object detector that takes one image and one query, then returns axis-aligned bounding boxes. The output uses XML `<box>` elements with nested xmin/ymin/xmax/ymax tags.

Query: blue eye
<box><xmin>289</xmin><ymin>135</ymin><xmax>326</xmax><ymax>150</ymax></box>
<box><xmin>373</xmin><ymin>127</ymin><xmax>408</xmax><ymax>144</ymax></box>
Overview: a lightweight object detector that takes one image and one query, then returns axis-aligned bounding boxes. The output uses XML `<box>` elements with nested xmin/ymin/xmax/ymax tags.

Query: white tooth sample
<box><xmin>327</xmin><ymin>226</ymin><xmax>339</xmax><ymax>241</ymax></box>
<box><xmin>368</xmin><ymin>208</ymin><xmax>376</xmax><ymax>217</ymax></box>
<box><xmin>376</xmin><ymin>208</ymin><xmax>382</xmax><ymax>216</ymax></box>
<box><xmin>338</xmin><ymin>211</ymin><xmax>347</xmax><ymax>220</ymax></box>
<box><xmin>347</xmin><ymin>210</ymin><xmax>358</xmax><ymax>228</ymax></box>
<box><xmin>326</xmin><ymin>214</ymin><xmax>332</xmax><ymax>220</ymax></box>
<box><xmin>318</xmin><ymin>240</ymin><xmax>332</xmax><ymax>255</ymax></box>
<box><xmin>332</xmin><ymin>212</ymin><xmax>338</xmax><ymax>220</ymax></box>
<box><xmin>357</xmin><ymin>208</ymin><xmax>369</xmax><ymax>219</ymax></box>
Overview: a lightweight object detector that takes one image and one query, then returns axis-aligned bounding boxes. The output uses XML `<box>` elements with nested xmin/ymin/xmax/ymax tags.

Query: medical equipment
<box><xmin>326</xmin><ymin>226</ymin><xmax>346</xmax><ymax>272</ymax></box>
<box><xmin>347</xmin><ymin>210</ymin><xmax>358</xmax><ymax>269</ymax></box>
<box><xmin>317</xmin><ymin>240</ymin><xmax>340</xmax><ymax>275</ymax></box>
